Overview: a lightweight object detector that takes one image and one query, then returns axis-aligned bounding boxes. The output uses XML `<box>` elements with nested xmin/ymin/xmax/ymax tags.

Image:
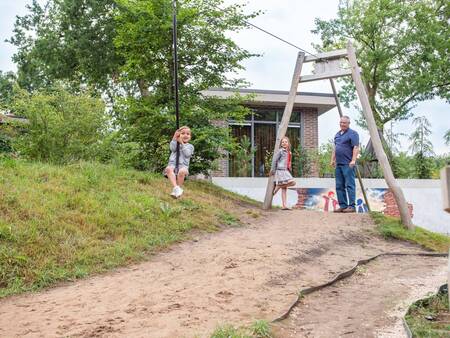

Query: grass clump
<box><xmin>0</xmin><ymin>159</ymin><xmax>257</xmax><ymax>298</ymax></box>
<box><xmin>210</xmin><ymin>320</ymin><xmax>273</xmax><ymax>338</ymax></box>
<box><xmin>405</xmin><ymin>287</ymin><xmax>450</xmax><ymax>337</ymax></box>
<box><xmin>371</xmin><ymin>212</ymin><xmax>450</xmax><ymax>252</ymax></box>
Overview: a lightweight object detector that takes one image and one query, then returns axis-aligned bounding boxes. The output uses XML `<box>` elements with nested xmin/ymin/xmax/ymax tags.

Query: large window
<box><xmin>229</xmin><ymin>108</ymin><xmax>301</xmax><ymax>177</ymax></box>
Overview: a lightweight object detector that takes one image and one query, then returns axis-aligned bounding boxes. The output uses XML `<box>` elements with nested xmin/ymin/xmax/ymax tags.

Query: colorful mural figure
<box><xmin>322</xmin><ymin>191</ymin><xmax>339</xmax><ymax>212</ymax></box>
<box><xmin>356</xmin><ymin>198</ymin><xmax>369</xmax><ymax>213</ymax></box>
<box><xmin>294</xmin><ymin>187</ymin><xmax>413</xmax><ymax>218</ymax></box>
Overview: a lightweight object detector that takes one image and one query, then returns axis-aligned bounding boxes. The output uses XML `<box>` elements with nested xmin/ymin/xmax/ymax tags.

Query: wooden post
<box><xmin>441</xmin><ymin>166</ymin><xmax>450</xmax><ymax>213</ymax></box>
<box><xmin>330</xmin><ymin>79</ymin><xmax>343</xmax><ymax>118</ymax></box>
<box><xmin>263</xmin><ymin>52</ymin><xmax>305</xmax><ymax>209</ymax></box>
<box><xmin>347</xmin><ymin>41</ymin><xmax>413</xmax><ymax>229</ymax></box>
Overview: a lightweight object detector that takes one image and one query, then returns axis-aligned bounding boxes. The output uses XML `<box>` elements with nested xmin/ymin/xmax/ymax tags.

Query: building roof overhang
<box><xmin>201</xmin><ymin>88</ymin><xmax>336</xmax><ymax>116</ymax></box>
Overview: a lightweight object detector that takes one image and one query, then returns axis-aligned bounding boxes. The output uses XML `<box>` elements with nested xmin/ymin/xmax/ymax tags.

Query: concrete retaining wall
<box><xmin>212</xmin><ymin>178</ymin><xmax>450</xmax><ymax>235</ymax></box>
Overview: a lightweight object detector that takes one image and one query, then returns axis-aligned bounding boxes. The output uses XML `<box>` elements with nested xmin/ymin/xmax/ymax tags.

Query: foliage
<box><xmin>313</xmin><ymin>0</ymin><xmax>450</xmax><ymax>129</ymax></box>
<box><xmin>231</xmin><ymin>135</ymin><xmax>253</xmax><ymax>177</ymax></box>
<box><xmin>371</xmin><ymin>212</ymin><xmax>450</xmax><ymax>252</ymax></box>
<box><xmin>8</xmin><ymin>0</ymin><xmax>120</xmax><ymax>93</ymax></box>
<box><xmin>0</xmin><ymin>71</ymin><xmax>17</xmax><ymax>108</ymax></box>
<box><xmin>390</xmin><ymin>151</ymin><xmax>414</xmax><ymax>178</ymax></box>
<box><xmin>8</xmin><ymin>0</ymin><xmax>258</xmax><ymax>173</ymax></box>
<box><xmin>293</xmin><ymin>144</ymin><xmax>318</xmax><ymax>177</ymax></box>
<box><xmin>0</xmin><ymin>159</ymin><xmax>257</xmax><ymax>297</ymax></box>
<box><xmin>117</xmin><ymin>94</ymin><xmax>249</xmax><ymax>174</ymax></box>
<box><xmin>11</xmin><ymin>86</ymin><xmax>108</xmax><ymax>164</ymax></box>
<box><xmin>9</xmin><ymin>0</ymin><xmax>257</xmax><ymax>96</ymax></box>
<box><xmin>113</xmin><ymin>0</ymin><xmax>258</xmax><ymax>97</ymax></box>
<box><xmin>317</xmin><ymin>142</ymin><xmax>335</xmax><ymax>177</ymax></box>
<box><xmin>0</xmin><ymin>118</ymin><xmax>24</xmax><ymax>154</ymax></box>
<box><xmin>405</xmin><ymin>288</ymin><xmax>450</xmax><ymax>337</ymax></box>
<box><xmin>409</xmin><ymin>115</ymin><xmax>434</xmax><ymax>179</ymax></box>
<box><xmin>409</xmin><ymin>116</ymin><xmax>434</xmax><ymax>156</ymax></box>
<box><xmin>444</xmin><ymin>129</ymin><xmax>450</xmax><ymax>146</ymax></box>
<box><xmin>210</xmin><ymin>320</ymin><xmax>273</xmax><ymax>338</ymax></box>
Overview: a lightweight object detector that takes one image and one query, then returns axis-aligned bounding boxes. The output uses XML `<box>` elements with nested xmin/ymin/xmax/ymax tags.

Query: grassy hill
<box><xmin>0</xmin><ymin>158</ymin><xmax>257</xmax><ymax>298</ymax></box>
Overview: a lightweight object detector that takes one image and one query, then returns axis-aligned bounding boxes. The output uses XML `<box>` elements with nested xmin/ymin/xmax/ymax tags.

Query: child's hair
<box><xmin>280</xmin><ymin>136</ymin><xmax>291</xmax><ymax>150</ymax></box>
<box><xmin>178</xmin><ymin>126</ymin><xmax>191</xmax><ymax>133</ymax></box>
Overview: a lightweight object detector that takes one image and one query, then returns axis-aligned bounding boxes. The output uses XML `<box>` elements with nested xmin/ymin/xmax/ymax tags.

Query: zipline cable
<box><xmin>172</xmin><ymin>0</ymin><xmax>181</xmax><ymax>173</ymax></box>
<box><xmin>209</xmin><ymin>3</ymin><xmax>321</xmax><ymax>59</ymax></box>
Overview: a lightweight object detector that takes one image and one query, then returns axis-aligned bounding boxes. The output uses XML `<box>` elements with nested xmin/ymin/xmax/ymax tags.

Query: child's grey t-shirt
<box><xmin>168</xmin><ymin>140</ymin><xmax>194</xmax><ymax>168</ymax></box>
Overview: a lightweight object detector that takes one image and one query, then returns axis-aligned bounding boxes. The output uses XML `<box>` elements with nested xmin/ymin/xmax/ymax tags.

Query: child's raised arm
<box><xmin>169</xmin><ymin>139</ymin><xmax>178</xmax><ymax>152</ymax></box>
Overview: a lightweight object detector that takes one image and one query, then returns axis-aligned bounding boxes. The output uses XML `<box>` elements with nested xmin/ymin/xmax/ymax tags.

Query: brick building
<box><xmin>202</xmin><ymin>88</ymin><xmax>336</xmax><ymax>178</ymax></box>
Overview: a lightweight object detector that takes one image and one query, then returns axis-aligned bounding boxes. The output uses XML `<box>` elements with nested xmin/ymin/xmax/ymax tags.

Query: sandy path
<box><xmin>0</xmin><ymin>210</ymin><xmax>446</xmax><ymax>337</ymax></box>
<box><xmin>272</xmin><ymin>255</ymin><xmax>446</xmax><ymax>338</ymax></box>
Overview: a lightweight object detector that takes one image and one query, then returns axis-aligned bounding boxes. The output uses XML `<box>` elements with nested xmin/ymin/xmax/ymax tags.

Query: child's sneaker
<box><xmin>175</xmin><ymin>186</ymin><xmax>184</xmax><ymax>198</ymax></box>
<box><xmin>170</xmin><ymin>186</ymin><xmax>178</xmax><ymax>198</ymax></box>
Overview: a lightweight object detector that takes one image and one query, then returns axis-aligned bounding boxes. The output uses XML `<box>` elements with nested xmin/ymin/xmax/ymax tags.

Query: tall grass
<box><xmin>0</xmin><ymin>158</ymin><xmax>256</xmax><ymax>297</ymax></box>
<box><xmin>371</xmin><ymin>212</ymin><xmax>450</xmax><ymax>252</ymax></box>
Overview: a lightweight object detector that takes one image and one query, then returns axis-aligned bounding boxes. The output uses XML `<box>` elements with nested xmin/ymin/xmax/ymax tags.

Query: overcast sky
<box><xmin>1</xmin><ymin>0</ymin><xmax>448</xmax><ymax>154</ymax></box>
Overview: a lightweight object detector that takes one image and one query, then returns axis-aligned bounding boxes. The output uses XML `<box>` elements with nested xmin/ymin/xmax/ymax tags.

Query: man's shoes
<box><xmin>333</xmin><ymin>208</ymin><xmax>346</xmax><ymax>213</ymax></box>
<box><xmin>343</xmin><ymin>207</ymin><xmax>356</xmax><ymax>213</ymax></box>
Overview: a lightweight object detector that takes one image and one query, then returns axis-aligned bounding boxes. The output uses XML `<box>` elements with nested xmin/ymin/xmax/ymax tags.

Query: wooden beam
<box><xmin>304</xmin><ymin>49</ymin><xmax>348</xmax><ymax>63</ymax></box>
<box><xmin>299</xmin><ymin>69</ymin><xmax>352</xmax><ymax>83</ymax></box>
<box><xmin>347</xmin><ymin>40</ymin><xmax>413</xmax><ymax>229</ymax></box>
<box><xmin>329</xmin><ymin>79</ymin><xmax>343</xmax><ymax>118</ymax></box>
<box><xmin>263</xmin><ymin>52</ymin><xmax>305</xmax><ymax>210</ymax></box>
<box><xmin>441</xmin><ymin>166</ymin><xmax>450</xmax><ymax>213</ymax></box>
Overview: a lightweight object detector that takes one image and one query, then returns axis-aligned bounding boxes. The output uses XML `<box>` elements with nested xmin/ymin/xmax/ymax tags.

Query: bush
<box><xmin>11</xmin><ymin>86</ymin><xmax>108</xmax><ymax>164</ymax></box>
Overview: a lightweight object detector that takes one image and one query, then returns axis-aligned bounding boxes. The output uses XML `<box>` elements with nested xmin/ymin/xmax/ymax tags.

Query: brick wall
<box><xmin>383</xmin><ymin>189</ymin><xmax>414</xmax><ymax>218</ymax></box>
<box><xmin>300</xmin><ymin>108</ymin><xmax>319</xmax><ymax>177</ymax></box>
<box><xmin>293</xmin><ymin>188</ymin><xmax>309</xmax><ymax>209</ymax></box>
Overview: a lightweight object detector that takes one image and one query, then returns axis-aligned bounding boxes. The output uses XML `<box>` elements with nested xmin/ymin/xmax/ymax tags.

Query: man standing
<box><xmin>331</xmin><ymin>116</ymin><xmax>359</xmax><ymax>213</ymax></box>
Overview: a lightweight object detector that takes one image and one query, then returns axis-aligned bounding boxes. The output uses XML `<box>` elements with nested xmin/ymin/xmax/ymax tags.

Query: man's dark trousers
<box><xmin>335</xmin><ymin>164</ymin><xmax>356</xmax><ymax>209</ymax></box>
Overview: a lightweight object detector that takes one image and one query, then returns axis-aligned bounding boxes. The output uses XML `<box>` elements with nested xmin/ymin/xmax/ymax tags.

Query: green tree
<box><xmin>408</xmin><ymin>115</ymin><xmax>434</xmax><ymax>178</ymax></box>
<box><xmin>313</xmin><ymin>0</ymin><xmax>449</xmax><ymax>130</ymax></box>
<box><xmin>231</xmin><ymin>135</ymin><xmax>253</xmax><ymax>177</ymax></box>
<box><xmin>391</xmin><ymin>152</ymin><xmax>415</xmax><ymax>178</ymax></box>
<box><xmin>10</xmin><ymin>0</ymin><xmax>257</xmax><ymax>174</ymax></box>
<box><xmin>11</xmin><ymin>86</ymin><xmax>108</xmax><ymax>163</ymax></box>
<box><xmin>0</xmin><ymin>71</ymin><xmax>17</xmax><ymax>109</ymax></box>
<box><xmin>9</xmin><ymin>0</ymin><xmax>120</xmax><ymax>93</ymax></box>
<box><xmin>317</xmin><ymin>142</ymin><xmax>335</xmax><ymax>178</ymax></box>
<box><xmin>444</xmin><ymin>129</ymin><xmax>450</xmax><ymax>146</ymax></box>
<box><xmin>9</xmin><ymin>0</ymin><xmax>257</xmax><ymax>96</ymax></box>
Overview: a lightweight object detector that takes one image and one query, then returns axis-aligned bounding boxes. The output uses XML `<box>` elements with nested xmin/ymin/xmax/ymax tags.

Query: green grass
<box><xmin>405</xmin><ymin>289</ymin><xmax>450</xmax><ymax>337</ymax></box>
<box><xmin>371</xmin><ymin>212</ymin><xmax>450</xmax><ymax>252</ymax></box>
<box><xmin>0</xmin><ymin>159</ymin><xmax>258</xmax><ymax>298</ymax></box>
<box><xmin>210</xmin><ymin>320</ymin><xmax>273</xmax><ymax>338</ymax></box>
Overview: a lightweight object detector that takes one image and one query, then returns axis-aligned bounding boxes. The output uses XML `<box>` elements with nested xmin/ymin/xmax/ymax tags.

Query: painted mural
<box><xmin>292</xmin><ymin>188</ymin><xmax>414</xmax><ymax>218</ymax></box>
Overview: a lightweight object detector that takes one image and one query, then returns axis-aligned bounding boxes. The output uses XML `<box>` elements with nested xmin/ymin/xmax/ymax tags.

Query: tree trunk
<box><xmin>347</xmin><ymin>41</ymin><xmax>414</xmax><ymax>230</ymax></box>
<box><xmin>137</xmin><ymin>79</ymin><xmax>150</xmax><ymax>97</ymax></box>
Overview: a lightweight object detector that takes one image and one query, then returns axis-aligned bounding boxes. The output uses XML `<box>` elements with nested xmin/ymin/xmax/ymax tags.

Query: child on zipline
<box><xmin>270</xmin><ymin>136</ymin><xmax>296</xmax><ymax>210</ymax></box>
<box><xmin>164</xmin><ymin>126</ymin><xmax>194</xmax><ymax>199</ymax></box>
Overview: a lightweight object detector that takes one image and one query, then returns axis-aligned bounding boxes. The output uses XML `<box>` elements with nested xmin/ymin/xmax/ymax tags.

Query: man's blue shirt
<box><xmin>334</xmin><ymin>128</ymin><xmax>359</xmax><ymax>165</ymax></box>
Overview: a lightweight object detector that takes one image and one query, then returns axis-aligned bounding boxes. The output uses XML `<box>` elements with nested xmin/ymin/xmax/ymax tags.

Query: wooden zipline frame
<box><xmin>263</xmin><ymin>41</ymin><xmax>413</xmax><ymax>230</ymax></box>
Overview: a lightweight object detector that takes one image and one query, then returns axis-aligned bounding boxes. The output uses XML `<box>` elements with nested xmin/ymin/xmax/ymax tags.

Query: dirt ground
<box><xmin>0</xmin><ymin>210</ymin><xmax>446</xmax><ymax>338</ymax></box>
